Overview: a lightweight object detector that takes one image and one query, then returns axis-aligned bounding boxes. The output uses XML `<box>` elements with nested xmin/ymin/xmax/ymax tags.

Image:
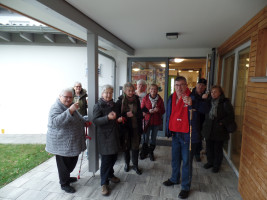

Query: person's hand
<box><xmin>154</xmin><ymin>107</ymin><xmax>159</xmax><ymax>112</ymax></box>
<box><xmin>69</xmin><ymin>102</ymin><xmax>79</xmax><ymax>114</ymax></box>
<box><xmin>149</xmin><ymin>109</ymin><xmax>154</xmax><ymax>114</ymax></box>
<box><xmin>117</xmin><ymin>117</ymin><xmax>123</xmax><ymax>123</ymax></box>
<box><xmin>108</xmin><ymin>111</ymin><xmax>116</xmax><ymax>120</ymax></box>
<box><xmin>202</xmin><ymin>93</ymin><xmax>208</xmax><ymax>99</ymax></box>
<box><xmin>127</xmin><ymin>111</ymin><xmax>133</xmax><ymax>118</ymax></box>
<box><xmin>143</xmin><ymin>112</ymin><xmax>146</xmax><ymax>117</ymax></box>
<box><xmin>182</xmin><ymin>96</ymin><xmax>192</xmax><ymax>106</ymax></box>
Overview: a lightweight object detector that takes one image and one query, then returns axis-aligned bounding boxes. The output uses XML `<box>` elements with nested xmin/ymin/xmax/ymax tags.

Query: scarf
<box><xmin>209</xmin><ymin>98</ymin><xmax>219</xmax><ymax>119</ymax></box>
<box><xmin>121</xmin><ymin>93</ymin><xmax>138</xmax><ymax>128</ymax></box>
<box><xmin>169</xmin><ymin>88</ymin><xmax>191</xmax><ymax>133</ymax></box>
<box><xmin>100</xmin><ymin>98</ymin><xmax>114</xmax><ymax>107</ymax></box>
<box><xmin>149</xmin><ymin>94</ymin><xmax>159</xmax><ymax>109</ymax></box>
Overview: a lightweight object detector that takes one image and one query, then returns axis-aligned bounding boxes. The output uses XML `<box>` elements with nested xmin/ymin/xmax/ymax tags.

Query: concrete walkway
<box><xmin>0</xmin><ymin>134</ymin><xmax>242</xmax><ymax>200</ymax></box>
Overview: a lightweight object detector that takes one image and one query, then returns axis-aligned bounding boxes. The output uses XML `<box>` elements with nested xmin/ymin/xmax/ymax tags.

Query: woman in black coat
<box><xmin>201</xmin><ymin>85</ymin><xmax>235</xmax><ymax>173</ymax></box>
<box><xmin>116</xmin><ymin>82</ymin><xmax>143</xmax><ymax>175</ymax></box>
<box><xmin>93</xmin><ymin>85</ymin><xmax>120</xmax><ymax>196</ymax></box>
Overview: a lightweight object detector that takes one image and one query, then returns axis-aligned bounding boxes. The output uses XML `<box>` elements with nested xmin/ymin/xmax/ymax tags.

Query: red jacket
<box><xmin>141</xmin><ymin>94</ymin><xmax>165</xmax><ymax>126</ymax></box>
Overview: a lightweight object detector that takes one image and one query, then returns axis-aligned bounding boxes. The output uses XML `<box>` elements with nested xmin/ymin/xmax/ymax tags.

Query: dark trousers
<box><xmin>206</xmin><ymin>140</ymin><xmax>224</xmax><ymax>168</ymax></box>
<box><xmin>56</xmin><ymin>155</ymin><xmax>78</xmax><ymax>186</ymax></box>
<box><xmin>124</xmin><ymin>149</ymin><xmax>139</xmax><ymax>167</ymax></box>
<box><xmin>194</xmin><ymin>141</ymin><xmax>202</xmax><ymax>157</ymax></box>
<box><xmin>100</xmin><ymin>154</ymin><xmax>118</xmax><ymax>186</ymax></box>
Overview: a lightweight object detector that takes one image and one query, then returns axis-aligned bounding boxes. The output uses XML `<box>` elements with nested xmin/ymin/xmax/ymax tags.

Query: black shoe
<box><xmin>132</xmin><ymin>166</ymin><xmax>142</xmax><ymax>175</ymax></box>
<box><xmin>124</xmin><ymin>164</ymin><xmax>129</xmax><ymax>172</ymax></box>
<box><xmin>195</xmin><ymin>155</ymin><xmax>201</xmax><ymax>162</ymax></box>
<box><xmin>149</xmin><ymin>152</ymin><xmax>155</xmax><ymax>161</ymax></box>
<box><xmin>69</xmin><ymin>177</ymin><xmax>77</xmax><ymax>183</ymax></box>
<box><xmin>61</xmin><ymin>185</ymin><xmax>76</xmax><ymax>193</ymax></box>
<box><xmin>178</xmin><ymin>190</ymin><xmax>189</xmax><ymax>199</ymax></box>
<box><xmin>163</xmin><ymin>179</ymin><xmax>176</xmax><ymax>186</ymax></box>
<box><xmin>203</xmin><ymin>163</ymin><xmax>213</xmax><ymax>169</ymax></box>
<box><xmin>212</xmin><ymin>167</ymin><xmax>219</xmax><ymax>173</ymax></box>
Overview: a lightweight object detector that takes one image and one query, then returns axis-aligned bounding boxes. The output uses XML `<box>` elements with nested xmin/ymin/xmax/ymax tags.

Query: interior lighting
<box><xmin>169</xmin><ymin>69</ymin><xmax>175</xmax><ymax>71</ymax></box>
<box><xmin>246</xmin><ymin>64</ymin><xmax>249</xmax><ymax>68</ymax></box>
<box><xmin>174</xmin><ymin>58</ymin><xmax>184</xmax><ymax>63</ymax></box>
<box><xmin>160</xmin><ymin>64</ymin><xmax>166</xmax><ymax>68</ymax></box>
<box><xmin>246</xmin><ymin>58</ymin><xmax>250</xmax><ymax>62</ymax></box>
<box><xmin>179</xmin><ymin>70</ymin><xmax>182</xmax><ymax>72</ymax></box>
<box><xmin>132</xmin><ymin>68</ymin><xmax>140</xmax><ymax>71</ymax></box>
<box><xmin>188</xmin><ymin>70</ymin><xmax>193</xmax><ymax>72</ymax></box>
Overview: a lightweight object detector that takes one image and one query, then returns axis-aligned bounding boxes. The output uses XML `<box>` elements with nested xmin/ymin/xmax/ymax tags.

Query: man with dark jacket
<box><xmin>191</xmin><ymin>78</ymin><xmax>207</xmax><ymax>161</ymax></box>
<box><xmin>162</xmin><ymin>76</ymin><xmax>205</xmax><ymax>199</ymax></box>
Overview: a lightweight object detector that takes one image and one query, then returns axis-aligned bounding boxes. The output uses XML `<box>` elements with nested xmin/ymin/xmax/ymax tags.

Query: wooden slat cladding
<box><xmin>217</xmin><ymin>6</ymin><xmax>267</xmax><ymax>200</ymax></box>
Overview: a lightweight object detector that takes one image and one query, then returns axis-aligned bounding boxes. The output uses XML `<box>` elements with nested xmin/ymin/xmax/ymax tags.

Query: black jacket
<box><xmin>116</xmin><ymin>95</ymin><xmax>143</xmax><ymax>150</ymax></box>
<box><xmin>93</xmin><ymin>99</ymin><xmax>120</xmax><ymax>155</ymax></box>
<box><xmin>201</xmin><ymin>95</ymin><xmax>235</xmax><ymax>141</ymax></box>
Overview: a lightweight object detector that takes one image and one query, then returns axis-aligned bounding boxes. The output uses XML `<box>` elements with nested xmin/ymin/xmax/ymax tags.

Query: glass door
<box><xmin>221</xmin><ymin>41</ymin><xmax>250</xmax><ymax>175</ymax></box>
<box><xmin>221</xmin><ymin>53</ymin><xmax>235</xmax><ymax>154</ymax></box>
<box><xmin>231</xmin><ymin>47</ymin><xmax>250</xmax><ymax>170</ymax></box>
<box><xmin>128</xmin><ymin>58</ymin><xmax>168</xmax><ymax>136</ymax></box>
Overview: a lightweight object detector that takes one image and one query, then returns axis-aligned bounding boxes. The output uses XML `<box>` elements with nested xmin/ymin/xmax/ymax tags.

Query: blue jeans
<box><xmin>170</xmin><ymin>133</ymin><xmax>195</xmax><ymax>191</ymax></box>
<box><xmin>144</xmin><ymin>125</ymin><xmax>159</xmax><ymax>145</ymax></box>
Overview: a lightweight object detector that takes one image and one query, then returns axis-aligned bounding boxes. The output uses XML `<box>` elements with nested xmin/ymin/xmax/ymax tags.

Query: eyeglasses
<box><xmin>75</xmin><ymin>86</ymin><xmax>81</xmax><ymax>88</ymax></box>
<box><xmin>63</xmin><ymin>96</ymin><xmax>73</xmax><ymax>99</ymax></box>
<box><xmin>175</xmin><ymin>84</ymin><xmax>186</xmax><ymax>87</ymax></box>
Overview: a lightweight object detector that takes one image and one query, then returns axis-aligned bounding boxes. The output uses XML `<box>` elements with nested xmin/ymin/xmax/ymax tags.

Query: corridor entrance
<box><xmin>128</xmin><ymin>57</ymin><xmax>210</xmax><ymax>137</ymax></box>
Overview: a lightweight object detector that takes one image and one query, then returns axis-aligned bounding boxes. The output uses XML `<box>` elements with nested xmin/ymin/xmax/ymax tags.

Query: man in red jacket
<box><xmin>163</xmin><ymin>76</ymin><xmax>200</xmax><ymax>199</ymax></box>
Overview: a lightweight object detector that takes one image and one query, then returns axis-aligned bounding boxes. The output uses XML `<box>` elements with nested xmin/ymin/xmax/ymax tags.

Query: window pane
<box><xmin>231</xmin><ymin>47</ymin><xmax>250</xmax><ymax>170</ymax></box>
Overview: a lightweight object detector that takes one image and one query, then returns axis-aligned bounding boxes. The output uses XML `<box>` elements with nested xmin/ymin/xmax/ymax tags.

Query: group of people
<box><xmin>45</xmin><ymin>77</ymin><xmax>235</xmax><ymax>199</ymax></box>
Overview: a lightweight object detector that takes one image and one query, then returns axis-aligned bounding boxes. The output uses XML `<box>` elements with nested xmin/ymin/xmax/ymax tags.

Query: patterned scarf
<box><xmin>209</xmin><ymin>98</ymin><xmax>219</xmax><ymax>119</ymax></box>
<box><xmin>100</xmin><ymin>97</ymin><xmax>114</xmax><ymax>107</ymax></box>
<box><xmin>149</xmin><ymin>94</ymin><xmax>159</xmax><ymax>109</ymax></box>
<box><xmin>121</xmin><ymin>93</ymin><xmax>138</xmax><ymax>128</ymax></box>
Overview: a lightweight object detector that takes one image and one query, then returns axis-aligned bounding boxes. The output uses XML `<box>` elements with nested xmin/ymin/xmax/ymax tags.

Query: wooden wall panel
<box><xmin>217</xmin><ymin>6</ymin><xmax>267</xmax><ymax>200</ymax></box>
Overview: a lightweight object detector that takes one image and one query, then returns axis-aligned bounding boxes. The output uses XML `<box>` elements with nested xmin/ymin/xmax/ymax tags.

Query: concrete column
<box><xmin>87</xmin><ymin>32</ymin><xmax>99</xmax><ymax>173</ymax></box>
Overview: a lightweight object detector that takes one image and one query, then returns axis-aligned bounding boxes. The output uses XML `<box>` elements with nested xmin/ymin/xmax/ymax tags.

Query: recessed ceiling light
<box><xmin>169</xmin><ymin>69</ymin><xmax>175</xmax><ymax>71</ymax></box>
<box><xmin>179</xmin><ymin>70</ymin><xmax>182</xmax><ymax>72</ymax></box>
<box><xmin>132</xmin><ymin>68</ymin><xmax>140</xmax><ymax>71</ymax></box>
<box><xmin>160</xmin><ymin>64</ymin><xmax>166</xmax><ymax>68</ymax></box>
<box><xmin>188</xmin><ymin>70</ymin><xmax>193</xmax><ymax>72</ymax></box>
<box><xmin>174</xmin><ymin>58</ymin><xmax>184</xmax><ymax>63</ymax></box>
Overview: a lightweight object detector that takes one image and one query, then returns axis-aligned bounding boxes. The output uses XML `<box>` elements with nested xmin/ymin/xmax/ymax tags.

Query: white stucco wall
<box><xmin>0</xmin><ymin>45</ymin><xmax>118</xmax><ymax>134</ymax></box>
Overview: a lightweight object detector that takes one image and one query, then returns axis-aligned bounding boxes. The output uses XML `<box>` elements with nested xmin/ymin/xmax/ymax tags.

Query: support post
<box><xmin>87</xmin><ymin>32</ymin><xmax>99</xmax><ymax>174</ymax></box>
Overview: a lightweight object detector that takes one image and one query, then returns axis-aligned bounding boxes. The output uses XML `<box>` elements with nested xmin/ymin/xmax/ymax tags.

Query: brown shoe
<box><xmin>101</xmin><ymin>184</ymin><xmax>109</xmax><ymax>196</ymax></box>
<box><xmin>109</xmin><ymin>176</ymin><xmax>120</xmax><ymax>183</ymax></box>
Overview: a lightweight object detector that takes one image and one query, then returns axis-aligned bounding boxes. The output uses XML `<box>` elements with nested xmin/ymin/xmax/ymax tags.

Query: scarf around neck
<box><xmin>149</xmin><ymin>94</ymin><xmax>159</xmax><ymax>109</ymax></box>
<box><xmin>209</xmin><ymin>98</ymin><xmax>219</xmax><ymax>119</ymax></box>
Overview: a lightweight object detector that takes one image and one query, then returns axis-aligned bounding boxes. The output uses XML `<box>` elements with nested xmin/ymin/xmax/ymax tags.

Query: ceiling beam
<box><xmin>0</xmin><ymin>32</ymin><xmax>11</xmax><ymax>42</ymax></box>
<box><xmin>37</xmin><ymin>0</ymin><xmax>134</xmax><ymax>55</ymax></box>
<box><xmin>19</xmin><ymin>32</ymin><xmax>33</xmax><ymax>42</ymax></box>
<box><xmin>68</xmin><ymin>36</ymin><xmax>77</xmax><ymax>44</ymax></box>
<box><xmin>43</xmin><ymin>33</ymin><xmax>55</xmax><ymax>43</ymax></box>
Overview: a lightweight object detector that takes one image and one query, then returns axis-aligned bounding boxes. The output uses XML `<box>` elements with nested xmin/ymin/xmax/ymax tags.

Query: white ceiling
<box><xmin>65</xmin><ymin>0</ymin><xmax>267</xmax><ymax>50</ymax></box>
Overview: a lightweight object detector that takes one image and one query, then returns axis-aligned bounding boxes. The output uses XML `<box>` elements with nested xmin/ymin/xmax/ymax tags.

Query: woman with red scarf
<box><xmin>116</xmin><ymin>82</ymin><xmax>143</xmax><ymax>175</ymax></box>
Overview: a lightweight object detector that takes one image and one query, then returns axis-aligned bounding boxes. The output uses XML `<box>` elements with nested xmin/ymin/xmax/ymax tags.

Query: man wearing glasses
<box><xmin>163</xmin><ymin>76</ymin><xmax>202</xmax><ymax>199</ymax></box>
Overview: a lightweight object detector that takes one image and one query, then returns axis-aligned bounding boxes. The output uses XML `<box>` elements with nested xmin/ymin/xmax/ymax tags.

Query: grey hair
<box><xmin>123</xmin><ymin>82</ymin><xmax>135</xmax><ymax>91</ymax></box>
<box><xmin>74</xmin><ymin>81</ymin><xmax>82</xmax><ymax>87</ymax></box>
<box><xmin>101</xmin><ymin>84</ymin><xmax>114</xmax><ymax>94</ymax></box>
<box><xmin>59</xmin><ymin>88</ymin><xmax>73</xmax><ymax>96</ymax></box>
<box><xmin>137</xmin><ymin>79</ymin><xmax>146</xmax><ymax>85</ymax></box>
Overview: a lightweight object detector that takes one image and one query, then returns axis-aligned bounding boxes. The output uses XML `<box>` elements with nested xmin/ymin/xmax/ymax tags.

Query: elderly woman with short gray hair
<box><xmin>46</xmin><ymin>88</ymin><xmax>86</xmax><ymax>193</ymax></box>
<box><xmin>93</xmin><ymin>84</ymin><xmax>120</xmax><ymax>196</ymax></box>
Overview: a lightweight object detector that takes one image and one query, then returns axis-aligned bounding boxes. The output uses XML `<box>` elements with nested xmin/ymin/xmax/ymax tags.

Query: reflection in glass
<box><xmin>222</xmin><ymin>54</ymin><xmax>235</xmax><ymax>154</ymax></box>
<box><xmin>231</xmin><ymin>47</ymin><xmax>250</xmax><ymax>170</ymax></box>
